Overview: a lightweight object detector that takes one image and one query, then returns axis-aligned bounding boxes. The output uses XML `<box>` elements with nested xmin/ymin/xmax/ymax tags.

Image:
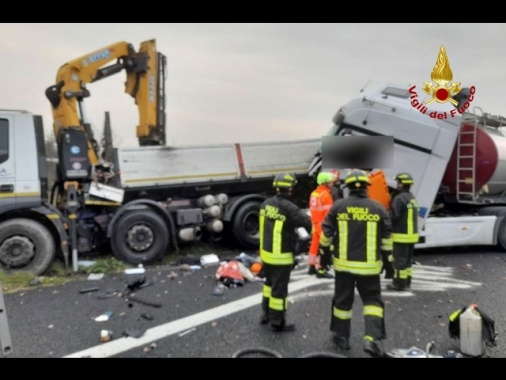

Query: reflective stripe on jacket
<box><xmin>309</xmin><ymin>185</ymin><xmax>333</xmax><ymax>225</ymax></box>
<box><xmin>320</xmin><ymin>191</ymin><xmax>392</xmax><ymax>275</ymax></box>
<box><xmin>390</xmin><ymin>190</ymin><xmax>419</xmax><ymax>244</ymax></box>
<box><xmin>260</xmin><ymin>193</ymin><xmax>312</xmax><ymax>266</ymax></box>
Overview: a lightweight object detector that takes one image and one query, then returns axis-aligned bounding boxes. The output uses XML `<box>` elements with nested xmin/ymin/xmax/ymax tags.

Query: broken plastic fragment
<box><xmin>95</xmin><ymin>311</ymin><xmax>113</xmax><ymax>322</ymax></box>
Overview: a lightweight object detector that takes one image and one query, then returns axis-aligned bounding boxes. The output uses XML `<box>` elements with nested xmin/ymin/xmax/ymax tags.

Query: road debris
<box><xmin>126</xmin><ymin>295</ymin><xmax>162</xmax><ymax>308</ymax></box>
<box><xmin>95</xmin><ymin>311</ymin><xmax>113</xmax><ymax>322</ymax></box>
<box><xmin>79</xmin><ymin>287</ymin><xmax>100</xmax><ymax>294</ymax></box>
<box><xmin>122</xmin><ymin>328</ymin><xmax>147</xmax><ymax>338</ymax></box>
<box><xmin>178</xmin><ymin>327</ymin><xmax>196</xmax><ymax>337</ymax></box>
<box><xmin>100</xmin><ymin>330</ymin><xmax>113</xmax><ymax>342</ymax></box>
<box><xmin>87</xmin><ymin>273</ymin><xmax>105</xmax><ymax>281</ymax></box>
<box><xmin>140</xmin><ymin>313</ymin><xmax>154</xmax><ymax>321</ymax></box>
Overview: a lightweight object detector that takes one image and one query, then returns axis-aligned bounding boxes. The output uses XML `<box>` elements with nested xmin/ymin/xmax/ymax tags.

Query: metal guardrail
<box><xmin>0</xmin><ymin>286</ymin><xmax>12</xmax><ymax>356</ymax></box>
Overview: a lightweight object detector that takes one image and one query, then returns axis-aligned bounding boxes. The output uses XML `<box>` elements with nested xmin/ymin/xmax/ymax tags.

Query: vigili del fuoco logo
<box><xmin>409</xmin><ymin>45</ymin><xmax>476</xmax><ymax>119</ymax></box>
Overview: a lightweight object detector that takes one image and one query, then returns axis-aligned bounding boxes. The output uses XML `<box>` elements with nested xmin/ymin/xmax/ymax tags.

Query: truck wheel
<box><xmin>497</xmin><ymin>219</ymin><xmax>506</xmax><ymax>251</ymax></box>
<box><xmin>232</xmin><ymin>200</ymin><xmax>261</xmax><ymax>249</ymax></box>
<box><xmin>111</xmin><ymin>210</ymin><xmax>169</xmax><ymax>265</ymax></box>
<box><xmin>0</xmin><ymin>218</ymin><xmax>55</xmax><ymax>276</ymax></box>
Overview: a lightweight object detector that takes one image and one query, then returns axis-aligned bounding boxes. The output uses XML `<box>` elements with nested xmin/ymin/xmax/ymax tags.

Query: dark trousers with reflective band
<box><xmin>330</xmin><ymin>271</ymin><xmax>386</xmax><ymax>341</ymax></box>
<box><xmin>261</xmin><ymin>263</ymin><xmax>292</xmax><ymax>327</ymax></box>
<box><xmin>392</xmin><ymin>243</ymin><xmax>414</xmax><ymax>288</ymax></box>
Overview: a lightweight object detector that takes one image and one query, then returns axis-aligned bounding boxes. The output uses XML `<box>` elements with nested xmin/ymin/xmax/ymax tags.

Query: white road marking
<box><xmin>64</xmin><ymin>261</ymin><xmax>481</xmax><ymax>358</ymax></box>
<box><xmin>289</xmin><ymin>263</ymin><xmax>482</xmax><ymax>302</ymax></box>
<box><xmin>65</xmin><ymin>274</ymin><xmax>321</xmax><ymax>358</ymax></box>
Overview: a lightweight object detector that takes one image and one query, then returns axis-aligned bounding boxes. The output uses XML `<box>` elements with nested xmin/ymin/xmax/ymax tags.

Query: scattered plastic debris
<box><xmin>200</xmin><ymin>253</ymin><xmax>220</xmax><ymax>266</ymax></box>
<box><xmin>212</xmin><ymin>283</ymin><xmax>225</xmax><ymax>296</ymax></box>
<box><xmin>124</xmin><ymin>265</ymin><xmax>146</xmax><ymax>290</ymax></box>
<box><xmin>88</xmin><ymin>273</ymin><xmax>105</xmax><ymax>281</ymax></box>
<box><xmin>142</xmin><ymin>343</ymin><xmax>158</xmax><ymax>353</ymax></box>
<box><xmin>100</xmin><ymin>330</ymin><xmax>113</xmax><ymax>342</ymax></box>
<box><xmin>95</xmin><ymin>311</ymin><xmax>113</xmax><ymax>322</ymax></box>
<box><xmin>78</xmin><ymin>260</ymin><xmax>96</xmax><ymax>268</ymax></box>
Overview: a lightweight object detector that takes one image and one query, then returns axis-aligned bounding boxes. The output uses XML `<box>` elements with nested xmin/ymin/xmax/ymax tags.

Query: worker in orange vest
<box><xmin>308</xmin><ymin>171</ymin><xmax>338</xmax><ymax>278</ymax></box>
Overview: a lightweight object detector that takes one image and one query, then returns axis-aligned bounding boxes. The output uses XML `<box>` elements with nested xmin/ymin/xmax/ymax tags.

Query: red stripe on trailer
<box><xmin>235</xmin><ymin>143</ymin><xmax>246</xmax><ymax>181</ymax></box>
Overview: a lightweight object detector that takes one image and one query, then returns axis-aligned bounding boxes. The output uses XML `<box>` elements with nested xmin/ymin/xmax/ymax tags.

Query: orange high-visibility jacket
<box><xmin>308</xmin><ymin>185</ymin><xmax>334</xmax><ymax>259</ymax></box>
<box><xmin>309</xmin><ymin>185</ymin><xmax>333</xmax><ymax>225</ymax></box>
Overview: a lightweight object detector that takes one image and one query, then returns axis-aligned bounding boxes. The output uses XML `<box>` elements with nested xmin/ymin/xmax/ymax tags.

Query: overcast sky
<box><xmin>1</xmin><ymin>23</ymin><xmax>505</xmax><ymax>148</ymax></box>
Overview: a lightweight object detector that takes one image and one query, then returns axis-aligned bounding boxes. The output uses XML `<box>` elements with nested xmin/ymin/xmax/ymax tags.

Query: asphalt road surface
<box><xmin>1</xmin><ymin>245</ymin><xmax>505</xmax><ymax>360</ymax></box>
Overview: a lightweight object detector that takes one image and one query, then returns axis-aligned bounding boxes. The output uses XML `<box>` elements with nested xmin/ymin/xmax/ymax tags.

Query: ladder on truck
<box><xmin>0</xmin><ymin>286</ymin><xmax>12</xmax><ymax>356</ymax></box>
<box><xmin>456</xmin><ymin>119</ymin><xmax>477</xmax><ymax>203</ymax></box>
<box><xmin>457</xmin><ymin>111</ymin><xmax>506</xmax><ymax>203</ymax></box>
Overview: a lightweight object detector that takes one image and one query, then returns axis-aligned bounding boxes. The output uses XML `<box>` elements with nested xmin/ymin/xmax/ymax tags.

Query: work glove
<box><xmin>381</xmin><ymin>251</ymin><xmax>394</xmax><ymax>279</ymax></box>
<box><xmin>319</xmin><ymin>245</ymin><xmax>332</xmax><ymax>271</ymax></box>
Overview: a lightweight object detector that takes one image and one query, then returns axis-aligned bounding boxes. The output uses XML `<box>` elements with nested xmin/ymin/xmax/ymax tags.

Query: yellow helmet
<box><xmin>344</xmin><ymin>169</ymin><xmax>371</xmax><ymax>187</ymax></box>
<box><xmin>273</xmin><ymin>173</ymin><xmax>297</xmax><ymax>189</ymax></box>
<box><xmin>394</xmin><ymin>172</ymin><xmax>414</xmax><ymax>185</ymax></box>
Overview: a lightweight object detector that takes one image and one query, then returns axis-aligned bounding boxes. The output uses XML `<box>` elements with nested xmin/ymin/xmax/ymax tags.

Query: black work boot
<box><xmin>271</xmin><ymin>322</ymin><xmax>296</xmax><ymax>332</ymax></box>
<box><xmin>386</xmin><ymin>283</ymin><xmax>406</xmax><ymax>291</ymax></box>
<box><xmin>333</xmin><ymin>335</ymin><xmax>351</xmax><ymax>351</ymax></box>
<box><xmin>260</xmin><ymin>313</ymin><xmax>270</xmax><ymax>325</ymax></box>
<box><xmin>307</xmin><ymin>266</ymin><xmax>317</xmax><ymax>275</ymax></box>
<box><xmin>364</xmin><ymin>338</ymin><xmax>385</xmax><ymax>358</ymax></box>
<box><xmin>386</xmin><ymin>278</ymin><xmax>407</xmax><ymax>291</ymax></box>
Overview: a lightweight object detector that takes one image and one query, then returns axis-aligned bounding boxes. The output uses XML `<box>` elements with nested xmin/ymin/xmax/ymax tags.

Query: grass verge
<box><xmin>0</xmin><ymin>241</ymin><xmax>245</xmax><ymax>294</ymax></box>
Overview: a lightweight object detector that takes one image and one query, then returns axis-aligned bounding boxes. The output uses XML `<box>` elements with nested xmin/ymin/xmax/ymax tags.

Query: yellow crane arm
<box><xmin>45</xmin><ymin>39</ymin><xmax>166</xmax><ymax>170</ymax></box>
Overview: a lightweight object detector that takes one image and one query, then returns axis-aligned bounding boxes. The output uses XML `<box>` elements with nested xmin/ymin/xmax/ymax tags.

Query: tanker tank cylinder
<box><xmin>206</xmin><ymin>219</ymin><xmax>224</xmax><ymax>233</ymax></box>
<box><xmin>214</xmin><ymin>193</ymin><xmax>229</xmax><ymax>205</ymax></box>
<box><xmin>204</xmin><ymin>205</ymin><xmax>222</xmax><ymax>218</ymax></box>
<box><xmin>178</xmin><ymin>227</ymin><xmax>202</xmax><ymax>242</ymax></box>
<box><xmin>197</xmin><ymin>194</ymin><xmax>216</xmax><ymax>208</ymax></box>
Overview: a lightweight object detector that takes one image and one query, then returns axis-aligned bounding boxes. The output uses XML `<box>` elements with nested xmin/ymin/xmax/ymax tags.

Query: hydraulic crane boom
<box><xmin>45</xmin><ymin>39</ymin><xmax>166</xmax><ymax>182</ymax></box>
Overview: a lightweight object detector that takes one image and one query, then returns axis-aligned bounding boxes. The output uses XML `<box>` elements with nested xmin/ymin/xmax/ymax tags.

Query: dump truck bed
<box><xmin>117</xmin><ymin>139</ymin><xmax>321</xmax><ymax>190</ymax></box>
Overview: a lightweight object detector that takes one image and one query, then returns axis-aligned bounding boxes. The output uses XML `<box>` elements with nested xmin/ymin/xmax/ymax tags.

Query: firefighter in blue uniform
<box><xmin>259</xmin><ymin>172</ymin><xmax>312</xmax><ymax>332</ymax></box>
<box><xmin>319</xmin><ymin>169</ymin><xmax>393</xmax><ymax>357</ymax></box>
<box><xmin>387</xmin><ymin>172</ymin><xmax>419</xmax><ymax>291</ymax></box>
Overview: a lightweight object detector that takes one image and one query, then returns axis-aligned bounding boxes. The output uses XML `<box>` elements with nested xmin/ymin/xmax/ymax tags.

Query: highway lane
<box><xmin>1</xmin><ymin>246</ymin><xmax>505</xmax><ymax>358</ymax></box>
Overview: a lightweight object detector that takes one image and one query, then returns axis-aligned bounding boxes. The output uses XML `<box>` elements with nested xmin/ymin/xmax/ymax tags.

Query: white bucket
<box><xmin>459</xmin><ymin>307</ymin><xmax>485</xmax><ymax>357</ymax></box>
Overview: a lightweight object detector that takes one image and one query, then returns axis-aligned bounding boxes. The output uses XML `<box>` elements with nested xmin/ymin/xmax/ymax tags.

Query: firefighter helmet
<box><xmin>317</xmin><ymin>172</ymin><xmax>335</xmax><ymax>185</ymax></box>
<box><xmin>344</xmin><ymin>169</ymin><xmax>371</xmax><ymax>187</ymax></box>
<box><xmin>273</xmin><ymin>172</ymin><xmax>297</xmax><ymax>189</ymax></box>
<box><xmin>394</xmin><ymin>172</ymin><xmax>414</xmax><ymax>185</ymax></box>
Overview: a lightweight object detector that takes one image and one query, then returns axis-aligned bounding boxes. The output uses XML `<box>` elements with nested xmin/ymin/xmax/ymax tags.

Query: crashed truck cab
<box><xmin>309</xmin><ymin>83</ymin><xmax>506</xmax><ymax>251</ymax></box>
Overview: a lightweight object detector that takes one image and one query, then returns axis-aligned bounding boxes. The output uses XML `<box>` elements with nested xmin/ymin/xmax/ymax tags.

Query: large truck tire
<box><xmin>232</xmin><ymin>200</ymin><xmax>262</xmax><ymax>249</ymax></box>
<box><xmin>111</xmin><ymin>210</ymin><xmax>169</xmax><ymax>265</ymax></box>
<box><xmin>0</xmin><ymin>218</ymin><xmax>55</xmax><ymax>276</ymax></box>
<box><xmin>497</xmin><ymin>218</ymin><xmax>506</xmax><ymax>251</ymax></box>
